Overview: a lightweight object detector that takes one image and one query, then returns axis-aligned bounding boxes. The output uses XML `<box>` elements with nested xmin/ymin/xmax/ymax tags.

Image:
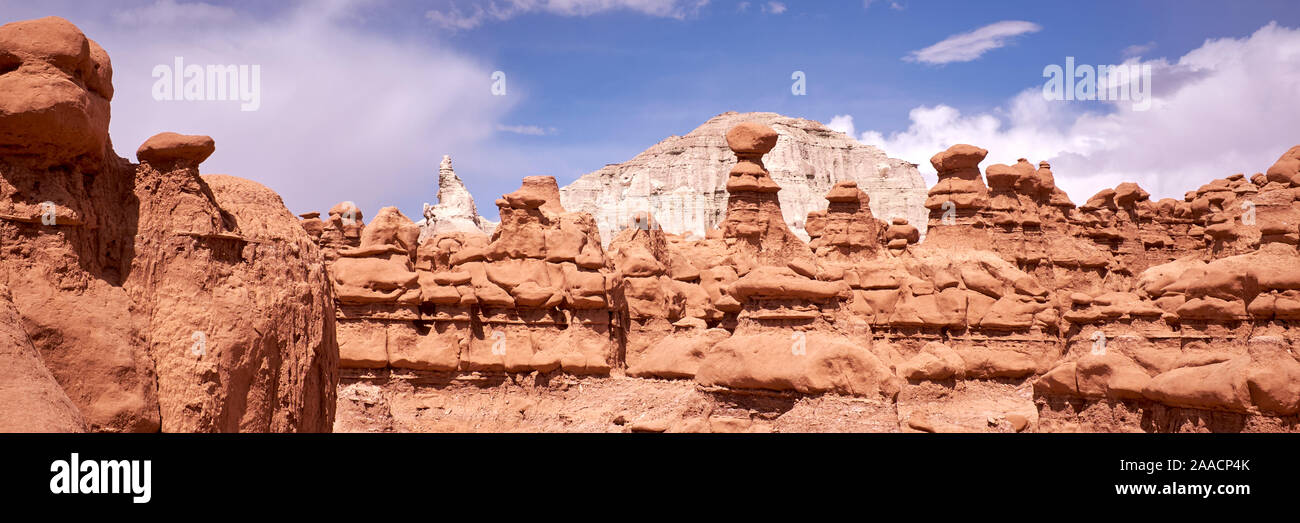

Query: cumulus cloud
<box><xmin>853</xmin><ymin>22</ymin><xmax>1300</xmax><ymax>204</ymax></box>
<box><xmin>826</xmin><ymin>114</ymin><xmax>856</xmax><ymax>136</ymax></box>
<box><xmin>77</xmin><ymin>0</ymin><xmax>522</xmax><ymax>218</ymax></box>
<box><xmin>905</xmin><ymin>20</ymin><xmax>1041</xmax><ymax>64</ymax></box>
<box><xmin>426</xmin><ymin>0</ymin><xmax>710</xmax><ymax>31</ymax></box>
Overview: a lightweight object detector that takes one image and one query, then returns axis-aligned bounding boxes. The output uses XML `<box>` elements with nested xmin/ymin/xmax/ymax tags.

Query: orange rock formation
<box><xmin>320</xmin><ymin>125</ymin><xmax>1300</xmax><ymax>432</ymax></box>
<box><xmin>0</xmin><ymin>17</ymin><xmax>338</xmax><ymax>432</ymax></box>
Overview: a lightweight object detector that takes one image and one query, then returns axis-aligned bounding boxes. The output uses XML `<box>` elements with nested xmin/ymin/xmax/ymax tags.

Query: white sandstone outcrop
<box><xmin>417</xmin><ymin>155</ymin><xmax>497</xmax><ymax>243</ymax></box>
<box><xmin>559</xmin><ymin>111</ymin><xmax>928</xmax><ymax>245</ymax></box>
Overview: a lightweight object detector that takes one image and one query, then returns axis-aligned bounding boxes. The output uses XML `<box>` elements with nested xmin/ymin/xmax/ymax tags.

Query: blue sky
<box><xmin>2</xmin><ymin>0</ymin><xmax>1298</xmax><ymax>220</ymax></box>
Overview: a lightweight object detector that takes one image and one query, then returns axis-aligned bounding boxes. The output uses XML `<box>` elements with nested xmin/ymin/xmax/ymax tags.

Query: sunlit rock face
<box><xmin>416</xmin><ymin>154</ymin><xmax>497</xmax><ymax>244</ymax></box>
<box><xmin>559</xmin><ymin>111</ymin><xmax>928</xmax><ymax>246</ymax></box>
<box><xmin>0</xmin><ymin>17</ymin><xmax>338</xmax><ymax>433</ymax></box>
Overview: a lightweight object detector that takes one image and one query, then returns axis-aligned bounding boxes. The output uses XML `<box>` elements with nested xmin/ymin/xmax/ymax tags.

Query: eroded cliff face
<box><xmin>0</xmin><ymin>17</ymin><xmax>338</xmax><ymax>432</ymax></box>
<box><xmin>559</xmin><ymin>111</ymin><xmax>928</xmax><ymax>246</ymax></box>
<box><xmin>322</xmin><ymin>116</ymin><xmax>1300</xmax><ymax>433</ymax></box>
<box><xmin>311</xmin><ymin>175</ymin><xmax>619</xmax><ymax>378</ymax></box>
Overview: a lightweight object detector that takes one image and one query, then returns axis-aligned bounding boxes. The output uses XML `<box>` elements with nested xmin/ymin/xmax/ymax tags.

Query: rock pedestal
<box><xmin>718</xmin><ymin>122</ymin><xmax>815</xmax><ymax>266</ymax></box>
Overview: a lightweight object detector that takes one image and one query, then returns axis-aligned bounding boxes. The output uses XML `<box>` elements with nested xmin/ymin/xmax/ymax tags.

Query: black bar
<box><xmin>0</xmin><ymin>434</ymin><xmax>1289</xmax><ymax>511</ymax></box>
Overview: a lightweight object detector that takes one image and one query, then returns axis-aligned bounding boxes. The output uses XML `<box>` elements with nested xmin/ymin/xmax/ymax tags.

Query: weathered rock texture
<box><xmin>0</xmin><ymin>17</ymin><xmax>338</xmax><ymax>432</ymax></box>
<box><xmin>309</xmin><ymin>174</ymin><xmax>620</xmax><ymax>378</ymax></box>
<box><xmin>559</xmin><ymin>111</ymin><xmax>928</xmax><ymax>245</ymax></box>
<box><xmin>417</xmin><ymin>154</ymin><xmax>497</xmax><ymax>243</ymax></box>
<box><xmin>327</xmin><ymin>124</ymin><xmax>1300</xmax><ymax>433</ymax></box>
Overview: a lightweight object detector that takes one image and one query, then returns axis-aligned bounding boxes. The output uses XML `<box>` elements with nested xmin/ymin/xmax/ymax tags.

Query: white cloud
<box><xmin>764</xmin><ymin>2</ymin><xmax>786</xmax><ymax>14</ymax></box>
<box><xmin>496</xmin><ymin>124</ymin><xmax>555</xmax><ymax>135</ymax></box>
<box><xmin>858</xmin><ymin>22</ymin><xmax>1300</xmax><ymax>204</ymax></box>
<box><xmin>88</xmin><ymin>0</ymin><xmax>521</xmax><ymax>218</ymax></box>
<box><xmin>826</xmin><ymin>114</ymin><xmax>855</xmax><ymax>136</ymax></box>
<box><xmin>426</xmin><ymin>0</ymin><xmax>710</xmax><ymax>31</ymax></box>
<box><xmin>1122</xmin><ymin>41</ymin><xmax>1157</xmax><ymax>58</ymax></box>
<box><xmin>905</xmin><ymin>20</ymin><xmax>1041</xmax><ymax>64</ymax></box>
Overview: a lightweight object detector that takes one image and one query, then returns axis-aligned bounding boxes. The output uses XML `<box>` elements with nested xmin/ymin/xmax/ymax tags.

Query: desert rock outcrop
<box><xmin>0</xmin><ymin>17</ymin><xmax>338</xmax><ymax>432</ymax></box>
<box><xmin>417</xmin><ymin>154</ymin><xmax>497</xmax><ymax>243</ymax></box>
<box><xmin>559</xmin><ymin>111</ymin><xmax>928</xmax><ymax>245</ymax></box>
<box><xmin>315</xmin><ymin>174</ymin><xmax>619</xmax><ymax>376</ymax></box>
<box><xmin>326</xmin><ymin>122</ymin><xmax>1300</xmax><ymax>432</ymax></box>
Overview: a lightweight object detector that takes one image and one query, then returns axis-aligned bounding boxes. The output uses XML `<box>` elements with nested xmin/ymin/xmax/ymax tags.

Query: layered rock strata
<box><xmin>559</xmin><ymin>111</ymin><xmax>928</xmax><ymax>245</ymax></box>
<box><xmin>324</xmin><ymin>131</ymin><xmax>1300</xmax><ymax>432</ymax></box>
<box><xmin>313</xmin><ymin>175</ymin><xmax>619</xmax><ymax>376</ymax></box>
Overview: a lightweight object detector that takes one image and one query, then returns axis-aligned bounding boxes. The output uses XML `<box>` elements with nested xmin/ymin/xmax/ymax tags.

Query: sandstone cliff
<box><xmin>323</xmin><ymin>119</ymin><xmax>1300</xmax><ymax>433</ymax></box>
<box><xmin>0</xmin><ymin>17</ymin><xmax>338</xmax><ymax>432</ymax></box>
<box><xmin>559</xmin><ymin>111</ymin><xmax>928</xmax><ymax>245</ymax></box>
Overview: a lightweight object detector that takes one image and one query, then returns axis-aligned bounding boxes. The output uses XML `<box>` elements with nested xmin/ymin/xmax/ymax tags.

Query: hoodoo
<box><xmin>320</xmin><ymin>123</ymin><xmax>1300</xmax><ymax>432</ymax></box>
<box><xmin>0</xmin><ymin>16</ymin><xmax>338</xmax><ymax>433</ymax></box>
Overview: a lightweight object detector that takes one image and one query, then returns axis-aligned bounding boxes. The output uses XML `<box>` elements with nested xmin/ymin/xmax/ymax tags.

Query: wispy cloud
<box><xmin>764</xmin><ymin>2</ymin><xmax>786</xmax><ymax>14</ymax></box>
<box><xmin>496</xmin><ymin>124</ymin><xmax>556</xmax><ymax>136</ymax></box>
<box><xmin>863</xmin><ymin>0</ymin><xmax>904</xmax><ymax>10</ymax></box>
<box><xmin>426</xmin><ymin>0</ymin><xmax>710</xmax><ymax>31</ymax></box>
<box><xmin>111</xmin><ymin>0</ymin><xmax>238</xmax><ymax>26</ymax></box>
<box><xmin>904</xmin><ymin>20</ymin><xmax>1041</xmax><ymax>64</ymax></box>
<box><xmin>1122</xmin><ymin>41</ymin><xmax>1157</xmax><ymax>58</ymax></box>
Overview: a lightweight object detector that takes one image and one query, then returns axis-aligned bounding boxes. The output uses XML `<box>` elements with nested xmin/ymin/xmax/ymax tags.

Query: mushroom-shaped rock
<box><xmin>329</xmin><ymin>201</ymin><xmax>364</xmax><ymax>223</ymax></box>
<box><xmin>136</xmin><ymin>132</ymin><xmax>215</xmax><ymax>167</ymax></box>
<box><xmin>929</xmin><ymin>144</ymin><xmax>987</xmax><ymax>173</ymax></box>
<box><xmin>725</xmin><ymin>122</ymin><xmax>779</xmax><ymax>154</ymax></box>
<box><xmin>502</xmin><ymin>175</ymin><xmax>566</xmax><ymax>214</ymax></box>
<box><xmin>1114</xmin><ymin>182</ymin><xmax>1150</xmax><ymax>207</ymax></box>
<box><xmin>724</xmin><ymin>122</ymin><xmax>782</xmax><ymax>194</ymax></box>
<box><xmin>886</xmin><ymin>219</ymin><xmax>920</xmax><ymax>244</ymax></box>
<box><xmin>825</xmin><ymin>180</ymin><xmax>865</xmax><ymax>203</ymax></box>
<box><xmin>984</xmin><ymin>163</ymin><xmax>1021</xmax><ymax>189</ymax></box>
<box><xmin>1265</xmin><ymin>145</ymin><xmax>1300</xmax><ymax>186</ymax></box>
<box><xmin>0</xmin><ymin>16</ymin><xmax>113</xmax><ymax>167</ymax></box>
<box><xmin>717</xmin><ymin>122</ymin><xmax>812</xmax><ymax>264</ymax></box>
<box><xmin>926</xmin><ymin>144</ymin><xmax>990</xmax><ymax>212</ymax></box>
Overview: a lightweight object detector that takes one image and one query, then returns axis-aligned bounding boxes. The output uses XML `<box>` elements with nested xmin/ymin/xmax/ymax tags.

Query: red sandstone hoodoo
<box><xmin>0</xmin><ymin>17</ymin><xmax>338</xmax><ymax>433</ymax></box>
<box><xmin>320</xmin><ymin>111</ymin><xmax>1300</xmax><ymax>432</ymax></box>
<box><xmin>2</xmin><ymin>16</ymin><xmax>1298</xmax><ymax>434</ymax></box>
